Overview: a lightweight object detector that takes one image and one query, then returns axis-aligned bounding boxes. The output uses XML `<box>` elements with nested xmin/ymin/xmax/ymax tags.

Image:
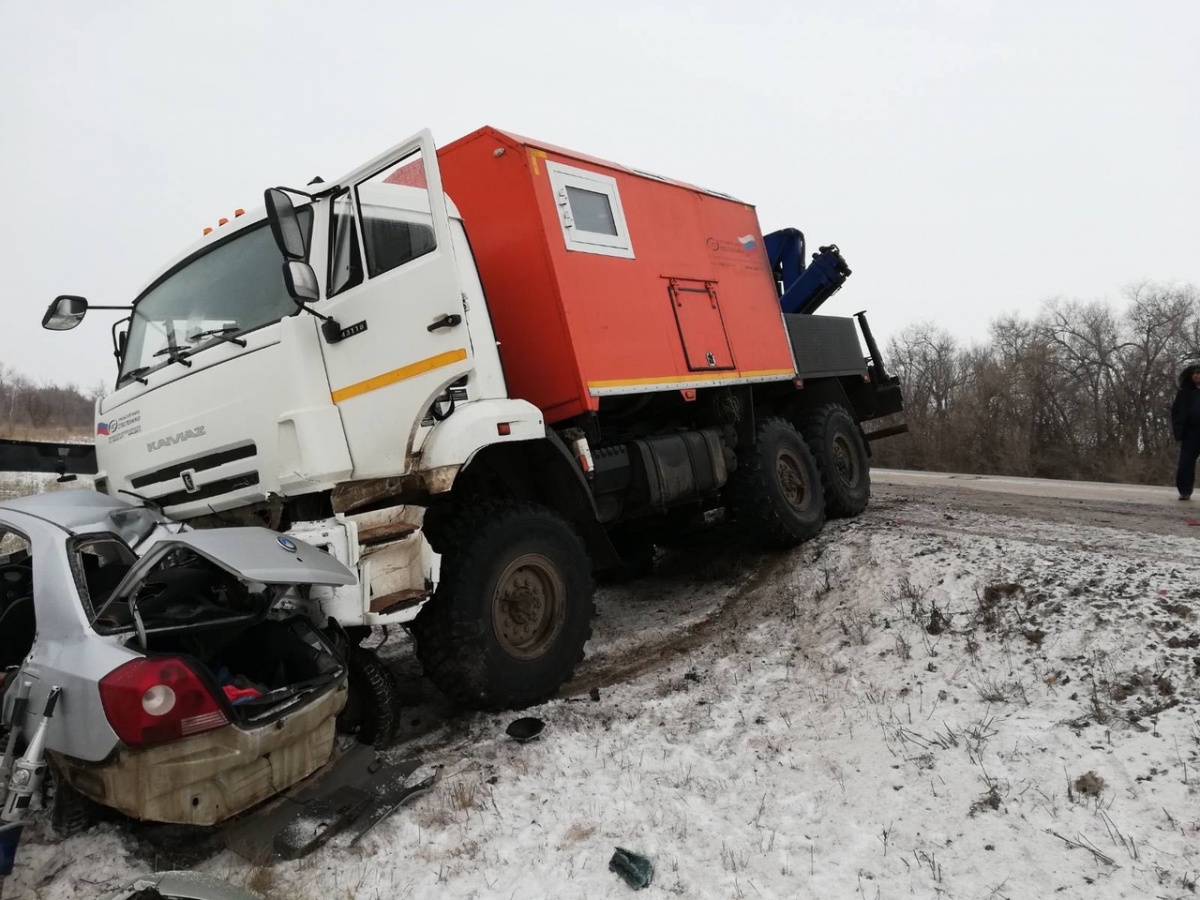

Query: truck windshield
<box><xmin>119</xmin><ymin>210</ymin><xmax>312</xmax><ymax>384</ymax></box>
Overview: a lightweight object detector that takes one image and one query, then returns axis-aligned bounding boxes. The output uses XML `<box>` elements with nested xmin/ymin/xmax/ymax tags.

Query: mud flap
<box><xmin>222</xmin><ymin>743</ymin><xmax>428</xmax><ymax>861</ymax></box>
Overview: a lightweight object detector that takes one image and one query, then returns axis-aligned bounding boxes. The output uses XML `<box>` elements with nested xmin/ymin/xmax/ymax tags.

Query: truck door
<box><xmin>317</xmin><ymin>131</ymin><xmax>474</xmax><ymax>480</ymax></box>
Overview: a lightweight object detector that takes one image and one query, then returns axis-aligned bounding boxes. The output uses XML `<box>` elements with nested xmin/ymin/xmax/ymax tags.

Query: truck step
<box><xmin>358</xmin><ymin>521</ymin><xmax>420</xmax><ymax>546</ymax></box>
<box><xmin>369</xmin><ymin>588</ymin><xmax>427</xmax><ymax>615</ymax></box>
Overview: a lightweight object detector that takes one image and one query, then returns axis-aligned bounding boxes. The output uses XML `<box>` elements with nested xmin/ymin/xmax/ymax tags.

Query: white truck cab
<box><xmin>68</xmin><ymin>131</ymin><xmax>543</xmax><ymax>633</ymax></box>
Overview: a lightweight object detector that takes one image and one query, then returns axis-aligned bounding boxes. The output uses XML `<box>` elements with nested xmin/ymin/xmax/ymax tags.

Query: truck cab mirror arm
<box><xmin>266</xmin><ymin>188</ymin><xmax>345</xmax><ymax>342</ymax></box>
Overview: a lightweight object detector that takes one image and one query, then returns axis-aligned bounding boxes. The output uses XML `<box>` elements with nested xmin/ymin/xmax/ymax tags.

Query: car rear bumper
<box><xmin>57</xmin><ymin>677</ymin><xmax>348</xmax><ymax>825</ymax></box>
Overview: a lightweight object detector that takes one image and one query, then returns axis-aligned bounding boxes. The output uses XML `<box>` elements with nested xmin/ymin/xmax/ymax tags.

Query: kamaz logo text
<box><xmin>147</xmin><ymin>426</ymin><xmax>206</xmax><ymax>453</ymax></box>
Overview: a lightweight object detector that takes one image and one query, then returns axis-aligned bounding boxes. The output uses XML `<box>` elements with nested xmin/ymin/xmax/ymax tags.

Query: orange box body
<box><xmin>438</xmin><ymin>127</ymin><xmax>797</xmax><ymax>425</ymax></box>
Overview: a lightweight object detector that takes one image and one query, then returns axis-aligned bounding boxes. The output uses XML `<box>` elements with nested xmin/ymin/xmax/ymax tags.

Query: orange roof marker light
<box><xmin>234</xmin><ymin>208</ymin><xmax>245</xmax><ymax>217</ymax></box>
<box><xmin>218</xmin><ymin>217</ymin><xmax>229</xmax><ymax>226</ymax></box>
<box><xmin>203</xmin><ymin>227</ymin><xmax>214</xmax><ymax>235</ymax></box>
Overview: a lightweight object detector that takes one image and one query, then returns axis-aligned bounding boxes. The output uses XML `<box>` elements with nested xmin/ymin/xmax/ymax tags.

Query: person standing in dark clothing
<box><xmin>1171</xmin><ymin>363</ymin><xmax>1200</xmax><ymax>500</ymax></box>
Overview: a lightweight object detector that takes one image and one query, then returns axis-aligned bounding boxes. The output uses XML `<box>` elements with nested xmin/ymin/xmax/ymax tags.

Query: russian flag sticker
<box><xmin>738</xmin><ymin>235</ymin><xmax>757</xmax><ymax>250</ymax></box>
<box><xmin>96</xmin><ymin>422</ymin><xmax>110</xmax><ymax>436</ymax></box>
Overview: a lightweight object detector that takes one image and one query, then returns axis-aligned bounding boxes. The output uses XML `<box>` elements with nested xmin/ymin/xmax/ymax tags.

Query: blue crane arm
<box><xmin>764</xmin><ymin>229</ymin><xmax>852</xmax><ymax>315</ymax></box>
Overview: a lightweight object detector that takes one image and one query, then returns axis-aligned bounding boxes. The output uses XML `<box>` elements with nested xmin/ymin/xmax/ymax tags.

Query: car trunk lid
<box><xmin>90</xmin><ymin>527</ymin><xmax>355</xmax><ymax>728</ymax></box>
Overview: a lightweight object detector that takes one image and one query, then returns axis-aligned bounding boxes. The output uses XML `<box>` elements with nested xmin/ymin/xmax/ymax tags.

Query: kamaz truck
<box><xmin>42</xmin><ymin>127</ymin><xmax>904</xmax><ymax>740</ymax></box>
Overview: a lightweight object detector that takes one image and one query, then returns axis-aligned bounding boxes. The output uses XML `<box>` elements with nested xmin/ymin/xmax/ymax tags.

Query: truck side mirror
<box><xmin>42</xmin><ymin>295</ymin><xmax>89</xmax><ymax>331</ymax></box>
<box><xmin>264</xmin><ymin>188</ymin><xmax>308</xmax><ymax>260</ymax></box>
<box><xmin>282</xmin><ymin>260</ymin><xmax>320</xmax><ymax>305</ymax></box>
<box><xmin>266</xmin><ymin>185</ymin><xmax>344</xmax><ymax>341</ymax></box>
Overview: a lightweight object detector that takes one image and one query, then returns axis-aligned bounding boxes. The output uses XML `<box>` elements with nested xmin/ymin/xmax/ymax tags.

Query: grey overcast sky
<box><xmin>2</xmin><ymin>0</ymin><xmax>1197</xmax><ymax>389</ymax></box>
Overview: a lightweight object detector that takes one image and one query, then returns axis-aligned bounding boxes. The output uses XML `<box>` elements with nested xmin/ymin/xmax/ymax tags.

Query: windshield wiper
<box><xmin>151</xmin><ymin>327</ymin><xmax>194</xmax><ymax>368</ymax></box>
<box><xmin>187</xmin><ymin>326</ymin><xmax>247</xmax><ymax>349</ymax></box>
<box><xmin>118</xmin><ymin>489</ymin><xmax>163</xmax><ymax>512</ymax></box>
<box><xmin>118</xmin><ymin>366</ymin><xmax>151</xmax><ymax>386</ymax></box>
<box><xmin>152</xmin><ymin>344</ymin><xmax>194</xmax><ymax>368</ymax></box>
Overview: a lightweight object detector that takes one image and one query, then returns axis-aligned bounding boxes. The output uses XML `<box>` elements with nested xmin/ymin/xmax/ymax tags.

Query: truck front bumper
<box><xmin>289</xmin><ymin>508</ymin><xmax>439</xmax><ymax>628</ymax></box>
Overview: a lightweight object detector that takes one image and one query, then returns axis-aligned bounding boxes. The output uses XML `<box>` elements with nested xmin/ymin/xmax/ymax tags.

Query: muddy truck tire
<box><xmin>725</xmin><ymin>416</ymin><xmax>825</xmax><ymax>549</ymax></box>
<box><xmin>799</xmin><ymin>403</ymin><xmax>871</xmax><ymax>518</ymax></box>
<box><xmin>411</xmin><ymin>502</ymin><xmax>594</xmax><ymax>710</ymax></box>
<box><xmin>336</xmin><ymin>645</ymin><xmax>400</xmax><ymax>747</ymax></box>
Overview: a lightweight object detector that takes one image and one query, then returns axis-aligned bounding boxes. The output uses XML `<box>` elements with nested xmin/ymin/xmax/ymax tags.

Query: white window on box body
<box><xmin>545</xmin><ymin>161</ymin><xmax>635</xmax><ymax>259</ymax></box>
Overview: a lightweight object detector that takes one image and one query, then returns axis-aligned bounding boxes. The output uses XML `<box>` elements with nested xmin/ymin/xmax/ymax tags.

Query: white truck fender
<box><xmin>417</xmin><ymin>398</ymin><xmax>545</xmax><ymax>488</ymax></box>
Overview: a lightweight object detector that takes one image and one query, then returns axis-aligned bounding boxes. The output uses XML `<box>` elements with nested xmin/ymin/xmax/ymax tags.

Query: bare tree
<box><xmin>872</xmin><ymin>282</ymin><xmax>1200</xmax><ymax>485</ymax></box>
<box><xmin>0</xmin><ymin>368</ymin><xmax>95</xmax><ymax>438</ymax></box>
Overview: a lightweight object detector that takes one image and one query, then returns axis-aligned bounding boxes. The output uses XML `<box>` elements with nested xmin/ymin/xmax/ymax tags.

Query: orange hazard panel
<box><xmin>437</xmin><ymin>127</ymin><xmax>797</xmax><ymax>423</ymax></box>
<box><xmin>668</xmin><ymin>279</ymin><xmax>735</xmax><ymax>371</ymax></box>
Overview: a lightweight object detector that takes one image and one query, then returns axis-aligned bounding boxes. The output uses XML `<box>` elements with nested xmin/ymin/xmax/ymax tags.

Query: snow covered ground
<box><xmin>5</xmin><ymin>479</ymin><xmax>1199</xmax><ymax>899</ymax></box>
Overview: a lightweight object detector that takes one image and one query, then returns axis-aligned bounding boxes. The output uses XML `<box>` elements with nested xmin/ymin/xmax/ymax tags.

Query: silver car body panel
<box><xmin>106</xmin><ymin>528</ymin><xmax>358</xmax><ymax>605</ymax></box>
<box><xmin>0</xmin><ymin>490</ymin><xmax>355</xmax><ymax>765</ymax></box>
<box><xmin>0</xmin><ymin>507</ymin><xmax>137</xmax><ymax>760</ymax></box>
<box><xmin>18</xmin><ymin>632</ymin><xmax>135</xmax><ymax>762</ymax></box>
<box><xmin>0</xmin><ymin>488</ymin><xmax>139</xmax><ymax>533</ymax></box>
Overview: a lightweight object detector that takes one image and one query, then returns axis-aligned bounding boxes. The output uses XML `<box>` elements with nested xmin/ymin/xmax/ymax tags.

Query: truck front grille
<box><xmin>153</xmin><ymin>472</ymin><xmax>260</xmax><ymax>508</ymax></box>
<box><xmin>131</xmin><ymin>443</ymin><xmax>257</xmax><ymax>489</ymax></box>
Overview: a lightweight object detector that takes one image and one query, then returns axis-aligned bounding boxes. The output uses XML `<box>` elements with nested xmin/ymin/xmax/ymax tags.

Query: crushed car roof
<box><xmin>0</xmin><ymin>488</ymin><xmax>135</xmax><ymax>531</ymax></box>
<box><xmin>0</xmin><ymin>491</ymin><xmax>355</xmax><ymax>586</ymax></box>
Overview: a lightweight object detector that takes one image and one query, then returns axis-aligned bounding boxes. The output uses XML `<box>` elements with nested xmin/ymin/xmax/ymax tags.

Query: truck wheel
<box><xmin>726</xmin><ymin>417</ymin><xmax>825</xmax><ymax>549</ymax></box>
<box><xmin>799</xmin><ymin>403</ymin><xmax>870</xmax><ymax>518</ymax></box>
<box><xmin>336</xmin><ymin>645</ymin><xmax>399</xmax><ymax>747</ymax></box>
<box><xmin>411</xmin><ymin>502</ymin><xmax>594</xmax><ymax>710</ymax></box>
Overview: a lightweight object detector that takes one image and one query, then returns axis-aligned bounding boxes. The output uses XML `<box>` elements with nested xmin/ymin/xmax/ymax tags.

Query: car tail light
<box><xmin>99</xmin><ymin>657</ymin><xmax>228</xmax><ymax>748</ymax></box>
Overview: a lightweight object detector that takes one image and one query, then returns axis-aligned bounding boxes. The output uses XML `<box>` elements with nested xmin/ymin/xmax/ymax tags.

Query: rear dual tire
<box><xmin>799</xmin><ymin>403</ymin><xmax>871</xmax><ymax>518</ymax></box>
<box><xmin>726</xmin><ymin>417</ymin><xmax>826</xmax><ymax>549</ymax></box>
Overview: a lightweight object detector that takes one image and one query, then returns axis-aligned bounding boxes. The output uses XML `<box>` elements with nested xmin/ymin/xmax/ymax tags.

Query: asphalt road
<box><xmin>871</xmin><ymin>468</ymin><xmax>1185</xmax><ymax>505</ymax></box>
<box><xmin>870</xmin><ymin>467</ymin><xmax>1200</xmax><ymax>538</ymax></box>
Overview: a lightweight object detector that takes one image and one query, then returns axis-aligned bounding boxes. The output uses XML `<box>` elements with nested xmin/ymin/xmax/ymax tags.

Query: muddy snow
<box><xmin>4</xmin><ymin>479</ymin><xmax>1199</xmax><ymax>900</ymax></box>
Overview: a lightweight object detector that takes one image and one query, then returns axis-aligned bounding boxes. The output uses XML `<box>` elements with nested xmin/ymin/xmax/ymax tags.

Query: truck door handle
<box><xmin>427</xmin><ymin>314</ymin><xmax>462</xmax><ymax>332</ymax></box>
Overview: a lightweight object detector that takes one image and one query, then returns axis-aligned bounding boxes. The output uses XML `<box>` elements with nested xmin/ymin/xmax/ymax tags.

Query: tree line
<box><xmin>870</xmin><ymin>282</ymin><xmax>1200</xmax><ymax>484</ymax></box>
<box><xmin>0</xmin><ymin>364</ymin><xmax>98</xmax><ymax>438</ymax></box>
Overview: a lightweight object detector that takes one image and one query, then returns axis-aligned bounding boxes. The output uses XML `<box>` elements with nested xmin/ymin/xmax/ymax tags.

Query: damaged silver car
<box><xmin>0</xmin><ymin>490</ymin><xmax>358</xmax><ymax>826</ymax></box>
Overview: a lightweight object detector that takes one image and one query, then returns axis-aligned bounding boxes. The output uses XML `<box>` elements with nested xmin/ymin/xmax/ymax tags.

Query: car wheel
<box><xmin>336</xmin><ymin>646</ymin><xmax>399</xmax><ymax>747</ymax></box>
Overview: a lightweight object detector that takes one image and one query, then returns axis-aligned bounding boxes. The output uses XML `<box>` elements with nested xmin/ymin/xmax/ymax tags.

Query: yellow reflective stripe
<box><xmin>588</xmin><ymin>368</ymin><xmax>794</xmax><ymax>390</ymax></box>
<box><xmin>330</xmin><ymin>349</ymin><xmax>468</xmax><ymax>403</ymax></box>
